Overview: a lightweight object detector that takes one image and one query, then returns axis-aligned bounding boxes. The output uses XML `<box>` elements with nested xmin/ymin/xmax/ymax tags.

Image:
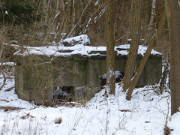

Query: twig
<box><xmin>164</xmin><ymin>97</ymin><xmax>171</xmax><ymax>135</ymax></box>
<box><xmin>66</xmin><ymin>0</ymin><xmax>93</xmax><ymax>38</ymax></box>
<box><xmin>0</xmin><ymin>99</ymin><xmax>9</xmax><ymax>102</ymax></box>
<box><xmin>4</xmin><ymin>86</ymin><xmax>15</xmax><ymax>92</ymax></box>
<box><xmin>0</xmin><ymin>70</ymin><xmax>7</xmax><ymax>91</ymax></box>
<box><xmin>0</xmin><ymin>106</ymin><xmax>24</xmax><ymax>111</ymax></box>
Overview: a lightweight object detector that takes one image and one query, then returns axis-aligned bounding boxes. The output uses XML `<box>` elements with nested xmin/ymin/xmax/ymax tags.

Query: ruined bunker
<box><xmin>14</xmin><ymin>43</ymin><xmax>162</xmax><ymax>105</ymax></box>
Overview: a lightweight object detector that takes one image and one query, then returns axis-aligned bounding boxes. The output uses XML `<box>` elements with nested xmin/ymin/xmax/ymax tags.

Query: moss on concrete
<box><xmin>15</xmin><ymin>54</ymin><xmax>162</xmax><ymax>105</ymax></box>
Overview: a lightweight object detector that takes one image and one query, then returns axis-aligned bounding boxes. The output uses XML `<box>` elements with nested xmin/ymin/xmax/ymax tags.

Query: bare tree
<box><xmin>105</xmin><ymin>0</ymin><xmax>115</xmax><ymax>95</ymax></box>
<box><xmin>0</xmin><ymin>41</ymin><xmax>6</xmax><ymax>90</ymax></box>
<box><xmin>164</xmin><ymin>0</ymin><xmax>180</xmax><ymax>115</ymax></box>
<box><xmin>126</xmin><ymin>0</ymin><xmax>167</xmax><ymax>100</ymax></box>
<box><xmin>149</xmin><ymin>0</ymin><xmax>157</xmax><ymax>28</ymax></box>
<box><xmin>123</xmin><ymin>0</ymin><xmax>142</xmax><ymax>92</ymax></box>
<box><xmin>126</xmin><ymin>33</ymin><xmax>157</xmax><ymax>100</ymax></box>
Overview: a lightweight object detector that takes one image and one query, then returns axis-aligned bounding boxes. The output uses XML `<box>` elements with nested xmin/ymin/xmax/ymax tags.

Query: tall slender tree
<box><xmin>105</xmin><ymin>0</ymin><xmax>115</xmax><ymax>95</ymax></box>
<box><xmin>164</xmin><ymin>0</ymin><xmax>180</xmax><ymax>115</ymax></box>
<box><xmin>123</xmin><ymin>0</ymin><xmax>142</xmax><ymax>92</ymax></box>
<box><xmin>126</xmin><ymin>1</ymin><xmax>166</xmax><ymax>100</ymax></box>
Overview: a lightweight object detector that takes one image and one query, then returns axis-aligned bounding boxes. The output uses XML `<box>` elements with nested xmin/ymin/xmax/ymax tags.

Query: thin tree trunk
<box><xmin>43</xmin><ymin>0</ymin><xmax>48</xmax><ymax>24</ymax></box>
<box><xmin>56</xmin><ymin>0</ymin><xmax>59</xmax><ymax>13</ymax></box>
<box><xmin>105</xmin><ymin>0</ymin><xmax>115</xmax><ymax>95</ymax></box>
<box><xmin>126</xmin><ymin>34</ymin><xmax>157</xmax><ymax>100</ymax></box>
<box><xmin>66</xmin><ymin>0</ymin><xmax>92</xmax><ymax>38</ymax></box>
<box><xmin>149</xmin><ymin>0</ymin><xmax>157</xmax><ymax>28</ymax></box>
<box><xmin>0</xmin><ymin>42</ymin><xmax>6</xmax><ymax>91</ymax></box>
<box><xmin>159</xmin><ymin>61</ymin><xmax>170</xmax><ymax>94</ymax></box>
<box><xmin>55</xmin><ymin>0</ymin><xmax>65</xmax><ymax>40</ymax></box>
<box><xmin>123</xmin><ymin>0</ymin><xmax>142</xmax><ymax>92</ymax></box>
<box><xmin>126</xmin><ymin>2</ymin><xmax>166</xmax><ymax>100</ymax></box>
<box><xmin>59</xmin><ymin>0</ymin><xmax>65</xmax><ymax>12</ymax></box>
<box><xmin>164</xmin><ymin>0</ymin><xmax>180</xmax><ymax>115</ymax></box>
<box><xmin>0</xmin><ymin>45</ymin><xmax>3</xmax><ymax>60</ymax></box>
<box><xmin>73</xmin><ymin>0</ymin><xmax>83</xmax><ymax>35</ymax></box>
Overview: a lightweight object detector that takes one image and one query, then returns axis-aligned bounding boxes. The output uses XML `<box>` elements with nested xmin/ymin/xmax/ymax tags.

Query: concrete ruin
<box><xmin>14</xmin><ymin>43</ymin><xmax>162</xmax><ymax>105</ymax></box>
<box><xmin>11</xmin><ymin>35</ymin><xmax>162</xmax><ymax>105</ymax></box>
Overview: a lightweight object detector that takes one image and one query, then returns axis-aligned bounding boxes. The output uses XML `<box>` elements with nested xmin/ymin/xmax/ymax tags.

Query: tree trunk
<box><xmin>74</xmin><ymin>0</ymin><xmax>83</xmax><ymax>35</ymax></box>
<box><xmin>105</xmin><ymin>0</ymin><xmax>115</xmax><ymax>95</ymax></box>
<box><xmin>66</xmin><ymin>0</ymin><xmax>92</xmax><ymax>38</ymax></box>
<box><xmin>43</xmin><ymin>0</ymin><xmax>48</xmax><ymax>24</ymax></box>
<box><xmin>64</xmin><ymin>0</ymin><xmax>73</xmax><ymax>33</ymax></box>
<box><xmin>123</xmin><ymin>0</ymin><xmax>142</xmax><ymax>92</ymax></box>
<box><xmin>0</xmin><ymin>42</ymin><xmax>6</xmax><ymax>91</ymax></box>
<box><xmin>126</xmin><ymin>35</ymin><xmax>156</xmax><ymax>100</ymax></box>
<box><xmin>59</xmin><ymin>0</ymin><xmax>65</xmax><ymax>12</ymax></box>
<box><xmin>126</xmin><ymin>1</ymin><xmax>166</xmax><ymax>100</ymax></box>
<box><xmin>159</xmin><ymin>60</ymin><xmax>170</xmax><ymax>94</ymax></box>
<box><xmin>0</xmin><ymin>44</ymin><xmax>3</xmax><ymax>60</ymax></box>
<box><xmin>164</xmin><ymin>0</ymin><xmax>180</xmax><ymax>115</ymax></box>
<box><xmin>149</xmin><ymin>0</ymin><xmax>156</xmax><ymax>27</ymax></box>
<box><xmin>56</xmin><ymin>0</ymin><xmax>60</xmax><ymax>13</ymax></box>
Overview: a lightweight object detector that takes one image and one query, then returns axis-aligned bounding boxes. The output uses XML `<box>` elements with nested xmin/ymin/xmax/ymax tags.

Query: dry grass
<box><xmin>54</xmin><ymin>117</ymin><xmax>62</xmax><ymax>124</ymax></box>
<box><xmin>21</xmin><ymin>113</ymin><xmax>35</xmax><ymax>120</ymax></box>
<box><xmin>164</xmin><ymin>125</ymin><xmax>170</xmax><ymax>135</ymax></box>
<box><xmin>0</xmin><ymin>23</ymin><xmax>56</xmax><ymax>47</ymax></box>
<box><xmin>0</xmin><ymin>106</ymin><xmax>24</xmax><ymax>111</ymax></box>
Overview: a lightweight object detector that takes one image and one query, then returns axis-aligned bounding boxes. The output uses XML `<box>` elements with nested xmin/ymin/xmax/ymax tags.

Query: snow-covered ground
<box><xmin>0</xmin><ymin>35</ymin><xmax>179</xmax><ymax>135</ymax></box>
<box><xmin>1</xmin><ymin>70</ymin><xmax>179</xmax><ymax>135</ymax></box>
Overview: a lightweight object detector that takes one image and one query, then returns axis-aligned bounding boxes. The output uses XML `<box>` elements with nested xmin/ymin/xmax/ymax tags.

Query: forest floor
<box><xmin>0</xmin><ymin>71</ymin><xmax>179</xmax><ymax>135</ymax></box>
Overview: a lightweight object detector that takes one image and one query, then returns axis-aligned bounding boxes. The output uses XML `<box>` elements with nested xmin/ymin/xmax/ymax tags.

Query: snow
<box><xmin>5</xmin><ymin>11</ymin><xmax>8</xmax><ymax>15</ymax></box>
<box><xmin>0</xmin><ymin>62</ymin><xmax>15</xmax><ymax>66</ymax></box>
<box><xmin>101</xmin><ymin>71</ymin><xmax>124</xmax><ymax>80</ymax></box>
<box><xmin>8</xmin><ymin>34</ymin><xmax>159</xmax><ymax>57</ymax></box>
<box><xmin>0</xmin><ymin>35</ymin><xmax>174</xmax><ymax>135</ymax></box>
<box><xmin>0</xmin><ymin>72</ymin><xmax>174</xmax><ymax>135</ymax></box>
<box><xmin>168</xmin><ymin>112</ymin><xmax>180</xmax><ymax>135</ymax></box>
<box><xmin>14</xmin><ymin>43</ymin><xmax>161</xmax><ymax>58</ymax></box>
<box><xmin>62</xmin><ymin>34</ymin><xmax>90</xmax><ymax>46</ymax></box>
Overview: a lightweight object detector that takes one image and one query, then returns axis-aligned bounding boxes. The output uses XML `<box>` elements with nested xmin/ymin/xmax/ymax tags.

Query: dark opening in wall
<box><xmin>53</xmin><ymin>86</ymin><xmax>74</xmax><ymax>103</ymax></box>
<box><xmin>100</xmin><ymin>71</ymin><xmax>124</xmax><ymax>88</ymax></box>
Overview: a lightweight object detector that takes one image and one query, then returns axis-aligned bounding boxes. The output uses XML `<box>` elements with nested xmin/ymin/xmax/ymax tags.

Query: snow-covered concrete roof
<box><xmin>4</xmin><ymin>34</ymin><xmax>160</xmax><ymax>57</ymax></box>
<box><xmin>13</xmin><ymin>44</ymin><xmax>161</xmax><ymax>57</ymax></box>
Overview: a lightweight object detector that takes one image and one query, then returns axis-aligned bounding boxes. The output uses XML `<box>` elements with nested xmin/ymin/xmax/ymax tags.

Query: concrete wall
<box><xmin>15</xmin><ymin>54</ymin><xmax>162</xmax><ymax>105</ymax></box>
